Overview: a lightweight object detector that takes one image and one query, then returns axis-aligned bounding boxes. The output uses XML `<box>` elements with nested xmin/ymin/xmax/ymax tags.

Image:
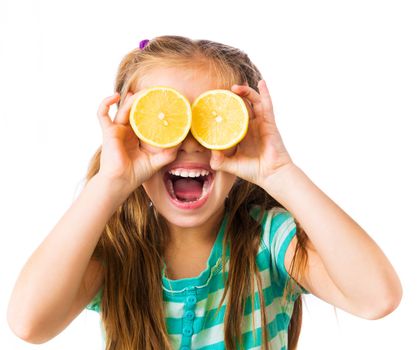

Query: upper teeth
<box><xmin>168</xmin><ymin>168</ymin><xmax>210</xmax><ymax>177</ymax></box>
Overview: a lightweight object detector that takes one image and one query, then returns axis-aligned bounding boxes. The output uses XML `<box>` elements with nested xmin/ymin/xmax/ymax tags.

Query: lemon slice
<box><xmin>129</xmin><ymin>86</ymin><xmax>192</xmax><ymax>148</ymax></box>
<box><xmin>191</xmin><ymin>90</ymin><xmax>249</xmax><ymax>150</ymax></box>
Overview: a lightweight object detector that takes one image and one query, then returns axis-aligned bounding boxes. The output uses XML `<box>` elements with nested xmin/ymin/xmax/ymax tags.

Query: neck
<box><xmin>165</xmin><ymin>205</ymin><xmax>225</xmax><ymax>251</ymax></box>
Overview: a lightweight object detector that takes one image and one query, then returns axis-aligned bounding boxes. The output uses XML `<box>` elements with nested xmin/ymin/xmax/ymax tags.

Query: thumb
<box><xmin>210</xmin><ymin>150</ymin><xmax>236</xmax><ymax>174</ymax></box>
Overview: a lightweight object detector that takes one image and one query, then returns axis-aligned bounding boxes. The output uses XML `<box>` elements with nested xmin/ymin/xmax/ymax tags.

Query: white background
<box><xmin>1</xmin><ymin>0</ymin><xmax>416</xmax><ymax>349</ymax></box>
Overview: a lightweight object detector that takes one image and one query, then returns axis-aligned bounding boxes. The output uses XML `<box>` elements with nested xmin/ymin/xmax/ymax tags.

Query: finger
<box><xmin>148</xmin><ymin>145</ymin><xmax>180</xmax><ymax>171</ymax></box>
<box><xmin>97</xmin><ymin>93</ymin><xmax>120</xmax><ymax>130</ymax></box>
<box><xmin>114</xmin><ymin>92</ymin><xmax>135</xmax><ymax>125</ymax></box>
<box><xmin>210</xmin><ymin>150</ymin><xmax>225</xmax><ymax>172</ymax></box>
<box><xmin>257</xmin><ymin>80</ymin><xmax>276</xmax><ymax>123</ymax></box>
<box><xmin>231</xmin><ymin>85</ymin><xmax>263</xmax><ymax>119</ymax></box>
<box><xmin>210</xmin><ymin>150</ymin><xmax>239</xmax><ymax>174</ymax></box>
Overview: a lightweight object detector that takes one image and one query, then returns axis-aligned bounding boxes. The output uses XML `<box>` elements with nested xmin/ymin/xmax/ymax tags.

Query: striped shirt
<box><xmin>86</xmin><ymin>206</ymin><xmax>309</xmax><ymax>349</ymax></box>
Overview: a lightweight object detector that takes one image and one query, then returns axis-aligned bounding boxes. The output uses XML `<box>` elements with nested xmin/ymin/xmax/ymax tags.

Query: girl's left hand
<box><xmin>209</xmin><ymin>80</ymin><xmax>294</xmax><ymax>188</ymax></box>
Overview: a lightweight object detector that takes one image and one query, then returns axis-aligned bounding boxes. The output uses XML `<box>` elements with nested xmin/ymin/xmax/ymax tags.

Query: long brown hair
<box><xmin>85</xmin><ymin>35</ymin><xmax>309</xmax><ymax>350</ymax></box>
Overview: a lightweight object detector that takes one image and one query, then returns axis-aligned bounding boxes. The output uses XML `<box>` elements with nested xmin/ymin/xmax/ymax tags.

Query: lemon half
<box><xmin>191</xmin><ymin>89</ymin><xmax>249</xmax><ymax>150</ymax></box>
<box><xmin>129</xmin><ymin>86</ymin><xmax>192</xmax><ymax>148</ymax></box>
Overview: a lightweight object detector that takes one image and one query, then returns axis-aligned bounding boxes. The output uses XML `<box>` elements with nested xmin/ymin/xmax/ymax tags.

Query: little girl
<box><xmin>8</xmin><ymin>35</ymin><xmax>402</xmax><ymax>350</ymax></box>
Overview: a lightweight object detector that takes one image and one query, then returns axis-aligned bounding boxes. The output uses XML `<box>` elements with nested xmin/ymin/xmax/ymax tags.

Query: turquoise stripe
<box><xmin>165</xmin><ymin>317</ymin><xmax>183</xmax><ymax>334</ymax></box>
<box><xmin>86</xmin><ymin>286</ymin><xmax>102</xmax><ymax>312</ymax></box>
<box><xmin>256</xmin><ymin>248</ymin><xmax>271</xmax><ymax>271</ymax></box>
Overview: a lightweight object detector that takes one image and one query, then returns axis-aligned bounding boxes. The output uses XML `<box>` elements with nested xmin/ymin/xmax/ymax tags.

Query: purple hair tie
<box><xmin>139</xmin><ymin>39</ymin><xmax>150</xmax><ymax>50</ymax></box>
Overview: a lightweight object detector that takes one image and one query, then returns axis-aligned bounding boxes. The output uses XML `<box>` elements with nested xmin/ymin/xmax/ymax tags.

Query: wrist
<box><xmin>88</xmin><ymin>174</ymin><xmax>134</xmax><ymax>208</ymax></box>
<box><xmin>260</xmin><ymin>162</ymin><xmax>304</xmax><ymax>199</ymax></box>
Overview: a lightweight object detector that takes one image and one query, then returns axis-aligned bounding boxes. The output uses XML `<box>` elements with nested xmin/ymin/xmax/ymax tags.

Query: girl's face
<box><xmin>135</xmin><ymin>67</ymin><xmax>237</xmax><ymax>231</ymax></box>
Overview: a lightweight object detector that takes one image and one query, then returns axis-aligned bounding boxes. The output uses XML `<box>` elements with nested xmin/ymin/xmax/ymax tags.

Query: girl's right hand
<box><xmin>95</xmin><ymin>92</ymin><xmax>179</xmax><ymax>197</ymax></box>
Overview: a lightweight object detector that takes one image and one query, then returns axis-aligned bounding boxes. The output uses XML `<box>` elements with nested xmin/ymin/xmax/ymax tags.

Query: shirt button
<box><xmin>182</xmin><ymin>325</ymin><xmax>193</xmax><ymax>336</ymax></box>
<box><xmin>186</xmin><ymin>295</ymin><xmax>197</xmax><ymax>305</ymax></box>
<box><xmin>184</xmin><ymin>310</ymin><xmax>195</xmax><ymax>320</ymax></box>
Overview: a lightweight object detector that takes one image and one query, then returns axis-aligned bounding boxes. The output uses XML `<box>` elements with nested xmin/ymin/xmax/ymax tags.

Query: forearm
<box><xmin>8</xmin><ymin>175</ymin><xmax>127</xmax><ymax>330</ymax></box>
<box><xmin>263</xmin><ymin>163</ymin><xmax>402</xmax><ymax>306</ymax></box>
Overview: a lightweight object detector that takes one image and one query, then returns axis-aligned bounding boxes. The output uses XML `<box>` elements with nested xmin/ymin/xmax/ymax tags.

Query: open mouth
<box><xmin>163</xmin><ymin>170</ymin><xmax>214</xmax><ymax>205</ymax></box>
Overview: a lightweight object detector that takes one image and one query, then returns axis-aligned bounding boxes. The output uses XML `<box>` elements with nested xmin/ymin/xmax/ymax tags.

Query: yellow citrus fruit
<box><xmin>191</xmin><ymin>90</ymin><xmax>249</xmax><ymax>150</ymax></box>
<box><xmin>129</xmin><ymin>86</ymin><xmax>192</xmax><ymax>148</ymax></box>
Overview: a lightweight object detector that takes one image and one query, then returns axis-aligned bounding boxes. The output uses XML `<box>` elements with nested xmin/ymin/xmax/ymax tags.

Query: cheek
<box><xmin>141</xmin><ymin>176</ymin><xmax>159</xmax><ymax>199</ymax></box>
<box><xmin>221</xmin><ymin>173</ymin><xmax>237</xmax><ymax>192</ymax></box>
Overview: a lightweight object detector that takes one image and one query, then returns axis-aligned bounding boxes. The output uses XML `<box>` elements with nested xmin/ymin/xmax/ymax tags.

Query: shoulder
<box><xmin>250</xmin><ymin>205</ymin><xmax>297</xmax><ymax>252</ymax></box>
<box><xmin>250</xmin><ymin>205</ymin><xmax>299</xmax><ymax>284</ymax></box>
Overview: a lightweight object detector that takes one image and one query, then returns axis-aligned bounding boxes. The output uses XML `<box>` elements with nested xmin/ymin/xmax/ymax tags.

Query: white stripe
<box><xmin>163</xmin><ymin>299</ymin><xmax>185</xmax><ymax>318</ymax></box>
<box><xmin>262</xmin><ymin>208</ymin><xmax>277</xmax><ymax>247</ymax></box>
<box><xmin>192</xmin><ymin>322</ymin><xmax>225</xmax><ymax>347</ymax></box>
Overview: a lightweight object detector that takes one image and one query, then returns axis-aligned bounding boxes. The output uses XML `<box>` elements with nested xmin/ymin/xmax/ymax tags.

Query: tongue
<box><xmin>173</xmin><ymin>178</ymin><xmax>203</xmax><ymax>200</ymax></box>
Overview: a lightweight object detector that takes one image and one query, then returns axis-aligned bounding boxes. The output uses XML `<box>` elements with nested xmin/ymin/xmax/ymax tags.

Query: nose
<box><xmin>178</xmin><ymin>131</ymin><xmax>206</xmax><ymax>153</ymax></box>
